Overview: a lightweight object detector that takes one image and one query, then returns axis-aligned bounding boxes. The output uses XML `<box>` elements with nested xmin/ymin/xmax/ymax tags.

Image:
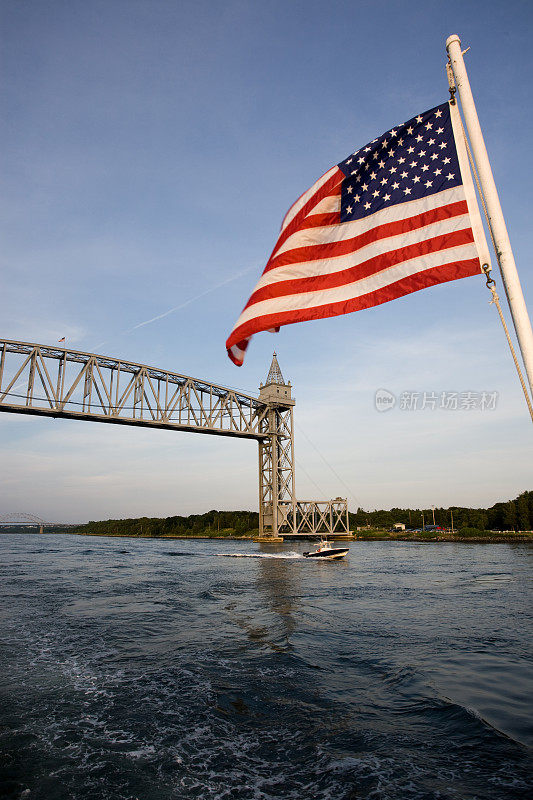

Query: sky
<box><xmin>1</xmin><ymin>0</ymin><xmax>532</xmax><ymax>523</ymax></box>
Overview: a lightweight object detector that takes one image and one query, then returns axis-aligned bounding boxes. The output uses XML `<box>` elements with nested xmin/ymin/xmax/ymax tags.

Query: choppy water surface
<box><xmin>0</xmin><ymin>535</ymin><xmax>531</xmax><ymax>800</ymax></box>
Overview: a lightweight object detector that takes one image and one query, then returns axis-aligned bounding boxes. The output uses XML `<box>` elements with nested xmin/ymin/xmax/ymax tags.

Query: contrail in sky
<box><xmin>92</xmin><ymin>265</ymin><xmax>258</xmax><ymax>350</ymax></box>
<box><xmin>129</xmin><ymin>266</ymin><xmax>256</xmax><ymax>332</ymax></box>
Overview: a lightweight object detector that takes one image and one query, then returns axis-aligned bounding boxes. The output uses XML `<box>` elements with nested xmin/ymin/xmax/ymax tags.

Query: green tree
<box><xmin>516</xmin><ymin>492</ymin><xmax>530</xmax><ymax>531</ymax></box>
<box><xmin>503</xmin><ymin>501</ymin><xmax>517</xmax><ymax>531</ymax></box>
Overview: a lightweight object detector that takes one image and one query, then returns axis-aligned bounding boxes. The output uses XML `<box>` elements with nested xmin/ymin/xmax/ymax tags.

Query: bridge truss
<box><xmin>0</xmin><ymin>339</ymin><xmax>350</xmax><ymax>539</ymax></box>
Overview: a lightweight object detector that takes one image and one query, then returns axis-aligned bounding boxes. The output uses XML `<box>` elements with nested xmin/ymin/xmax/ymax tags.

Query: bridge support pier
<box><xmin>256</xmin><ymin>354</ymin><xmax>296</xmax><ymax>541</ymax></box>
<box><xmin>255</xmin><ymin>354</ymin><xmax>352</xmax><ymax>542</ymax></box>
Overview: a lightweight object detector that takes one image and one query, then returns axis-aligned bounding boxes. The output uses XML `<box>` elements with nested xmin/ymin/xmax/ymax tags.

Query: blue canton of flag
<box><xmin>338</xmin><ymin>103</ymin><xmax>461</xmax><ymax>222</ymax></box>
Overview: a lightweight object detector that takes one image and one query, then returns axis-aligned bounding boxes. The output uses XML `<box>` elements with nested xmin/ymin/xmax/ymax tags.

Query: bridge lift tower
<box><xmin>257</xmin><ymin>353</ymin><xmax>296</xmax><ymax>540</ymax></box>
<box><xmin>0</xmin><ymin>339</ymin><xmax>351</xmax><ymax>541</ymax></box>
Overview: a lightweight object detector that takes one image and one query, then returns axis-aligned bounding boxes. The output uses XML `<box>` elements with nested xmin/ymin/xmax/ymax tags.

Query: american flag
<box><xmin>226</xmin><ymin>101</ymin><xmax>489</xmax><ymax>366</ymax></box>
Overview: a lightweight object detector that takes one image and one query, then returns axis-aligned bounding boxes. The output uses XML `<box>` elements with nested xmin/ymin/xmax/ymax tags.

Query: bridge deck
<box><xmin>0</xmin><ymin>339</ymin><xmax>268</xmax><ymax>439</ymax></box>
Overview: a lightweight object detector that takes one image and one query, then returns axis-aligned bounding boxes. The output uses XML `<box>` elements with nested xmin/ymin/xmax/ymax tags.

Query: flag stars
<box><xmin>340</xmin><ymin>104</ymin><xmax>459</xmax><ymax>221</ymax></box>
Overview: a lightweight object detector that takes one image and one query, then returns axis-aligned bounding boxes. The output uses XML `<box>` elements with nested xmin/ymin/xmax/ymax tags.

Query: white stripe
<box><xmin>256</xmin><ymin>213</ymin><xmax>472</xmax><ymax>290</ymax></box>
<box><xmin>231</xmin><ymin>242</ymin><xmax>478</xmax><ymax>330</ymax></box>
<box><xmin>273</xmin><ymin>185</ymin><xmax>467</xmax><ymax>259</ymax></box>
<box><xmin>306</xmin><ymin>194</ymin><xmax>341</xmax><ymax>215</ymax></box>
<box><xmin>449</xmin><ymin>100</ymin><xmax>491</xmax><ymax>269</ymax></box>
<box><xmin>280</xmin><ymin>166</ymin><xmax>339</xmax><ymax>231</ymax></box>
<box><xmin>230</xmin><ymin>344</ymin><xmax>246</xmax><ymax>360</ymax></box>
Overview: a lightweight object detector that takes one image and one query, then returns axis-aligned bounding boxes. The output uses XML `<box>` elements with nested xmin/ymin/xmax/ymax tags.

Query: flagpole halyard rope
<box><xmin>482</xmin><ymin>266</ymin><xmax>533</xmax><ymax>421</ymax></box>
<box><xmin>451</xmin><ymin>75</ymin><xmax>533</xmax><ymax>422</ymax></box>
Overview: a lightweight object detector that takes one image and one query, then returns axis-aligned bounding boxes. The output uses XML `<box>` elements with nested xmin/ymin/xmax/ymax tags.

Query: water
<box><xmin>0</xmin><ymin>535</ymin><xmax>531</xmax><ymax>800</ymax></box>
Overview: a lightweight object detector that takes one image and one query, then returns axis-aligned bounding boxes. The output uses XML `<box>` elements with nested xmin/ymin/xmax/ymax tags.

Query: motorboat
<box><xmin>303</xmin><ymin>539</ymin><xmax>349</xmax><ymax>560</ymax></box>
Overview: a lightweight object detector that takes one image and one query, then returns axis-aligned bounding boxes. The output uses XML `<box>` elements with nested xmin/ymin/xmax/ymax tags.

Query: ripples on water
<box><xmin>0</xmin><ymin>535</ymin><xmax>531</xmax><ymax>799</ymax></box>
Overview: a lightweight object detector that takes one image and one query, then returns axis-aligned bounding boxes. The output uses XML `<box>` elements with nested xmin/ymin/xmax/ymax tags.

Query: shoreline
<box><xmin>1</xmin><ymin>530</ymin><xmax>531</xmax><ymax>544</ymax></box>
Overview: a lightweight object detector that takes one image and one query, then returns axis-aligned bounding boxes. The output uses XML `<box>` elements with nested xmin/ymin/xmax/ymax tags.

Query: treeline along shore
<box><xmin>16</xmin><ymin>491</ymin><xmax>528</xmax><ymax>541</ymax></box>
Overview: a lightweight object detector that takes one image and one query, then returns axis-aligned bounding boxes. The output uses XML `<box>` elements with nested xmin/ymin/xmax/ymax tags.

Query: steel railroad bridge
<box><xmin>0</xmin><ymin>338</ymin><xmax>350</xmax><ymax>540</ymax></box>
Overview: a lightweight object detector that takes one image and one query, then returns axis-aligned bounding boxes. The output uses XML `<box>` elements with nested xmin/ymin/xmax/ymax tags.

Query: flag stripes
<box><xmin>227</xmin><ymin>101</ymin><xmax>488</xmax><ymax>366</ymax></box>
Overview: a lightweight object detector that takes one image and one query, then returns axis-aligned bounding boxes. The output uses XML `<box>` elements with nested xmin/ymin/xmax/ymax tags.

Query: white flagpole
<box><xmin>446</xmin><ymin>34</ymin><xmax>533</xmax><ymax>399</ymax></box>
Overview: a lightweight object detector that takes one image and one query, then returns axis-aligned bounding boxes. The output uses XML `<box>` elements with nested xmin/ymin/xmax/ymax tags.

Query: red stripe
<box><xmin>227</xmin><ymin>346</ymin><xmax>246</xmax><ymax>366</ymax></box>
<box><xmin>266</xmin><ymin>200</ymin><xmax>469</xmax><ymax>272</ymax></box>
<box><xmin>272</xmin><ymin>202</ymin><xmax>341</xmax><ymax>258</ymax></box>
<box><xmin>270</xmin><ymin>169</ymin><xmax>345</xmax><ymax>259</ymax></box>
<box><xmin>280</xmin><ymin>167</ymin><xmax>333</xmax><ymax>229</ymax></box>
<box><xmin>226</xmin><ymin>259</ymin><xmax>481</xmax><ymax>350</ymax></box>
<box><xmin>244</xmin><ymin>228</ymin><xmax>475</xmax><ymax>310</ymax></box>
<box><xmin>282</xmin><ymin>211</ymin><xmax>341</xmax><ymax>233</ymax></box>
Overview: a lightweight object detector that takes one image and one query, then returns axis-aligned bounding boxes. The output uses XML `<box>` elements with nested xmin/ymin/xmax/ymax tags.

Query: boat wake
<box><xmin>217</xmin><ymin>552</ymin><xmax>303</xmax><ymax>559</ymax></box>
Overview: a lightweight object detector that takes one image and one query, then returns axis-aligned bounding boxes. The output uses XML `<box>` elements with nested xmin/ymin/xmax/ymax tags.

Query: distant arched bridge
<box><xmin>0</xmin><ymin>513</ymin><xmax>75</xmax><ymax>532</ymax></box>
<box><xmin>0</xmin><ymin>512</ymin><xmax>48</xmax><ymax>525</ymax></box>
